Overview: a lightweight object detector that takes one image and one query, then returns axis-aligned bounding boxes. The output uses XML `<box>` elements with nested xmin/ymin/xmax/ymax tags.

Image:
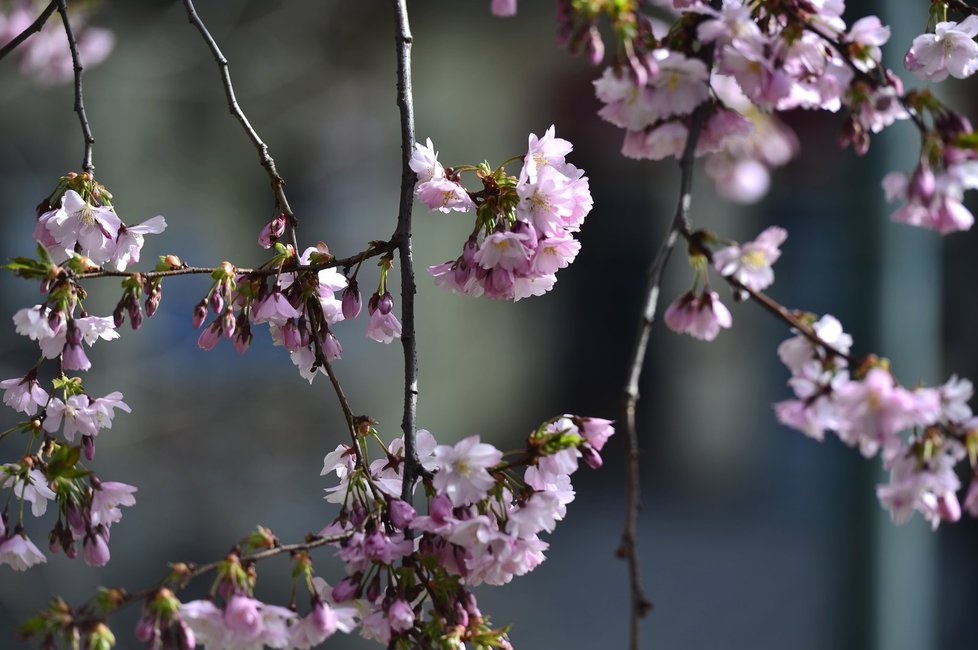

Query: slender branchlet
<box><xmin>181</xmin><ymin>0</ymin><xmax>300</xmax><ymax>250</ymax></box>
<box><xmin>0</xmin><ymin>0</ymin><xmax>57</xmax><ymax>62</ymax></box>
<box><xmin>392</xmin><ymin>0</ymin><xmax>421</xmax><ymax>505</ymax></box>
<box><xmin>56</xmin><ymin>0</ymin><xmax>94</xmax><ymax>174</ymax></box>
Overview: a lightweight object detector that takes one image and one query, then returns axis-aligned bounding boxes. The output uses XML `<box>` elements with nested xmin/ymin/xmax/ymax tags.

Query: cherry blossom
<box><xmin>905</xmin><ymin>16</ymin><xmax>978</xmax><ymax>81</ymax></box>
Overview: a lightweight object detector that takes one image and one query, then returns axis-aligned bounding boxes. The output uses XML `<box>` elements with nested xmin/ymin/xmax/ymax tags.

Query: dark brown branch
<box><xmin>57</xmin><ymin>0</ymin><xmax>94</xmax><ymax>174</ymax></box>
<box><xmin>618</xmin><ymin>106</ymin><xmax>708</xmax><ymax>650</ymax></box>
<box><xmin>181</xmin><ymin>0</ymin><xmax>300</xmax><ymax>248</ymax></box>
<box><xmin>724</xmin><ymin>275</ymin><xmax>858</xmax><ymax>365</ymax></box>
<box><xmin>0</xmin><ymin>0</ymin><xmax>57</xmax><ymax>62</ymax></box>
<box><xmin>392</xmin><ymin>0</ymin><xmax>420</xmax><ymax>505</ymax></box>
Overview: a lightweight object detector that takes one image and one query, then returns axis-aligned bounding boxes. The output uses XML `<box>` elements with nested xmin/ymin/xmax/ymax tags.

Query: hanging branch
<box><xmin>618</xmin><ymin>106</ymin><xmax>708</xmax><ymax>650</ymax></box>
<box><xmin>56</xmin><ymin>0</ymin><xmax>94</xmax><ymax>174</ymax></box>
<box><xmin>0</xmin><ymin>0</ymin><xmax>57</xmax><ymax>62</ymax></box>
<box><xmin>181</xmin><ymin>0</ymin><xmax>300</xmax><ymax>250</ymax></box>
<box><xmin>392</xmin><ymin>0</ymin><xmax>421</xmax><ymax>504</ymax></box>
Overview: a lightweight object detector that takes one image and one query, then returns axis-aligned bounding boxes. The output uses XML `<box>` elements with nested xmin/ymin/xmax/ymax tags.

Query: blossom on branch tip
<box><xmin>712</xmin><ymin>225</ymin><xmax>787</xmax><ymax>291</ymax></box>
<box><xmin>0</xmin><ymin>530</ymin><xmax>46</xmax><ymax>571</ymax></box>
<box><xmin>0</xmin><ymin>374</ymin><xmax>49</xmax><ymax>416</ymax></box>
<box><xmin>905</xmin><ymin>16</ymin><xmax>978</xmax><ymax>82</ymax></box>
<box><xmin>664</xmin><ymin>291</ymin><xmax>732</xmax><ymax>341</ymax></box>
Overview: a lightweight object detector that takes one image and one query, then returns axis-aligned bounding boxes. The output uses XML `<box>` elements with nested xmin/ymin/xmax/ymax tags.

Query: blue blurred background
<box><xmin>1</xmin><ymin>1</ymin><xmax>977</xmax><ymax>648</ymax></box>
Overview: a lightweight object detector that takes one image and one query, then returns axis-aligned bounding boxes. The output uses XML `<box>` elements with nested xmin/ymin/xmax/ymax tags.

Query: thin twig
<box><xmin>78</xmin><ymin>529</ymin><xmax>354</xmax><ymax>619</ymax></box>
<box><xmin>724</xmin><ymin>275</ymin><xmax>858</xmax><ymax>365</ymax></box>
<box><xmin>0</xmin><ymin>0</ymin><xmax>57</xmax><ymax>62</ymax></box>
<box><xmin>70</xmin><ymin>240</ymin><xmax>397</xmax><ymax>281</ymax></box>
<box><xmin>392</xmin><ymin>0</ymin><xmax>420</xmax><ymax>505</ymax></box>
<box><xmin>618</xmin><ymin>106</ymin><xmax>708</xmax><ymax>650</ymax></box>
<box><xmin>307</xmin><ymin>299</ymin><xmax>362</xmax><ymax>463</ymax></box>
<box><xmin>57</xmin><ymin>0</ymin><xmax>94</xmax><ymax>174</ymax></box>
<box><xmin>181</xmin><ymin>0</ymin><xmax>300</xmax><ymax>247</ymax></box>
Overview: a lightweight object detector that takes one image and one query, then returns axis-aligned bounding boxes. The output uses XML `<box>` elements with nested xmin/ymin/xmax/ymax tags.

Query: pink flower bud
<box><xmin>387</xmin><ymin>499</ymin><xmax>416</xmax><ymax>529</ymax></box>
<box><xmin>192</xmin><ymin>301</ymin><xmax>208</xmax><ymax>328</ymax></box>
<box><xmin>342</xmin><ymin>285</ymin><xmax>362</xmax><ymax>320</ymax></box>
<box><xmin>224</xmin><ymin>595</ymin><xmax>263</xmax><ymax>636</ymax></box>
<box><xmin>222</xmin><ymin>311</ymin><xmax>236</xmax><ymax>339</ymax></box>
<box><xmin>581</xmin><ymin>444</ymin><xmax>603</xmax><ymax>469</ymax></box>
<box><xmin>82</xmin><ymin>435</ymin><xmax>95</xmax><ymax>461</ymax></box>
<box><xmin>197</xmin><ymin>322</ymin><xmax>221</xmax><ymax>351</ymax></box>
<box><xmin>83</xmin><ymin>531</ymin><xmax>111</xmax><ymax>567</ymax></box>
<box><xmin>324</xmin><ymin>332</ymin><xmax>342</xmax><ymax>360</ymax></box>
<box><xmin>938</xmin><ymin>493</ymin><xmax>962</xmax><ymax>523</ymax></box>
<box><xmin>311</xmin><ymin>599</ymin><xmax>338</xmax><ymax>637</ymax></box>
<box><xmin>210</xmin><ymin>290</ymin><xmax>224</xmax><ymax>314</ymax></box>
<box><xmin>387</xmin><ymin>598</ymin><xmax>414</xmax><ymax>633</ymax></box>
<box><xmin>331</xmin><ymin>575</ymin><xmax>360</xmax><ymax>602</ymax></box>
<box><xmin>62</xmin><ymin>342</ymin><xmax>91</xmax><ymax>372</ymax></box>
<box><xmin>234</xmin><ymin>321</ymin><xmax>252</xmax><ymax>354</ymax></box>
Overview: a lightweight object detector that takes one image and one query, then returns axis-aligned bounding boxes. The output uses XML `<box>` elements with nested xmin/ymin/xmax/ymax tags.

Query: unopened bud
<box><xmin>192</xmin><ymin>301</ymin><xmax>207</xmax><ymax>329</ymax></box>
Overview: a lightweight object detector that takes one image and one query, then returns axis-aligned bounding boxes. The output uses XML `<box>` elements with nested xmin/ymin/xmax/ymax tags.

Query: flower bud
<box><xmin>112</xmin><ymin>305</ymin><xmax>125</xmax><ymax>329</ymax></box>
<box><xmin>130</xmin><ymin>305</ymin><xmax>143</xmax><ymax>330</ymax></box>
<box><xmin>82</xmin><ymin>435</ymin><xmax>96</xmax><ymax>461</ymax></box>
<box><xmin>581</xmin><ymin>444</ymin><xmax>602</xmax><ymax>470</ymax></box>
<box><xmin>377</xmin><ymin>292</ymin><xmax>393</xmax><ymax>315</ymax></box>
<box><xmin>234</xmin><ymin>321</ymin><xmax>252</xmax><ymax>354</ymax></box>
<box><xmin>310</xmin><ymin>599</ymin><xmax>338</xmax><ymax>637</ymax></box>
<box><xmin>175</xmin><ymin>620</ymin><xmax>196</xmax><ymax>650</ymax></box>
<box><xmin>387</xmin><ymin>498</ymin><xmax>416</xmax><ymax>529</ymax></box>
<box><xmin>192</xmin><ymin>300</ymin><xmax>208</xmax><ymax>329</ymax></box>
<box><xmin>47</xmin><ymin>309</ymin><xmax>64</xmax><ymax>333</ymax></box>
<box><xmin>342</xmin><ymin>283</ymin><xmax>362</xmax><ymax>320</ymax></box>
<box><xmin>366</xmin><ymin>573</ymin><xmax>382</xmax><ymax>602</ymax></box>
<box><xmin>222</xmin><ymin>311</ymin><xmax>236</xmax><ymax>339</ymax></box>
<box><xmin>197</xmin><ymin>322</ymin><xmax>221</xmax><ymax>351</ymax></box>
<box><xmin>210</xmin><ymin>290</ymin><xmax>224</xmax><ymax>314</ymax></box>
<box><xmin>331</xmin><ymin>574</ymin><xmax>360</xmax><ymax>602</ymax></box>
<box><xmin>145</xmin><ymin>287</ymin><xmax>161</xmax><ymax>318</ymax></box>
<box><xmin>83</xmin><ymin>531</ymin><xmax>111</xmax><ymax>567</ymax></box>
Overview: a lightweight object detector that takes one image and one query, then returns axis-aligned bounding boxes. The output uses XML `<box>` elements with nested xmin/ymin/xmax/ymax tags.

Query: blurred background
<box><xmin>1</xmin><ymin>1</ymin><xmax>977</xmax><ymax>648</ymax></box>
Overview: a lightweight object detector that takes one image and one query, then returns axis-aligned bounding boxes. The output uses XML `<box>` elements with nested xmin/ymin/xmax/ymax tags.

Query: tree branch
<box><xmin>70</xmin><ymin>240</ymin><xmax>397</xmax><ymax>281</ymax></box>
<box><xmin>57</xmin><ymin>0</ymin><xmax>94</xmax><ymax>174</ymax></box>
<box><xmin>181</xmin><ymin>0</ymin><xmax>300</xmax><ymax>248</ymax></box>
<box><xmin>618</xmin><ymin>106</ymin><xmax>708</xmax><ymax>650</ymax></box>
<box><xmin>392</xmin><ymin>0</ymin><xmax>420</xmax><ymax>505</ymax></box>
<box><xmin>0</xmin><ymin>0</ymin><xmax>57</xmax><ymax>62</ymax></box>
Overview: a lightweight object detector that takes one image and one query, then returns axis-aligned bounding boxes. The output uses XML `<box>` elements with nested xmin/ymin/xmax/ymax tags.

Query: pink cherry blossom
<box><xmin>110</xmin><ymin>215</ymin><xmax>167</xmax><ymax>271</ymax></box>
<box><xmin>905</xmin><ymin>16</ymin><xmax>978</xmax><ymax>82</ymax></box>
<box><xmin>0</xmin><ymin>531</ymin><xmax>46</xmax><ymax>571</ymax></box>
<box><xmin>416</xmin><ymin>178</ymin><xmax>474</xmax><ymax>213</ymax></box>
<box><xmin>712</xmin><ymin>225</ymin><xmax>787</xmax><ymax>291</ymax></box>
<box><xmin>432</xmin><ymin>435</ymin><xmax>503</xmax><ymax>506</ymax></box>
<box><xmin>0</xmin><ymin>374</ymin><xmax>49</xmax><ymax>416</ymax></box>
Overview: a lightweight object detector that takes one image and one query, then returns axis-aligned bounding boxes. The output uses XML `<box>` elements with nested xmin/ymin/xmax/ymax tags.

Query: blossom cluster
<box><xmin>564</xmin><ymin>0</ymin><xmax>978</xmax><ymax>225</ymax></box>
<box><xmin>0</xmin><ymin>1</ymin><xmax>114</xmax><ymax>84</ymax></box>
<box><xmin>0</xmin><ymin>369</ymin><xmax>136</xmax><ymax>570</ymax></box>
<box><xmin>416</xmin><ymin>127</ymin><xmax>593</xmax><ymax>301</ymax></box>
<box><xmin>774</xmin><ymin>314</ymin><xmax>978</xmax><ymax>528</ymax></box>
<box><xmin>305</xmin><ymin>416</ymin><xmax>614</xmax><ymax>648</ymax></box>
<box><xmin>33</xmin><ymin>174</ymin><xmax>167</xmax><ymax>271</ymax></box>
<box><xmin>665</xmin><ymin>225</ymin><xmax>787</xmax><ymax>342</ymax></box>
